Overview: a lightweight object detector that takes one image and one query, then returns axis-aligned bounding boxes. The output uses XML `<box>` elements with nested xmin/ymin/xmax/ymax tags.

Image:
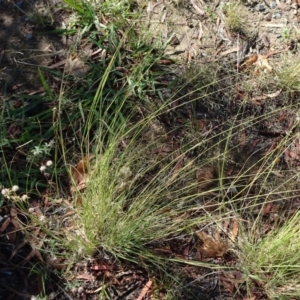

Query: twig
<box><xmin>265</xmin><ymin>45</ymin><xmax>290</xmax><ymax>58</ymax></box>
<box><xmin>198</xmin><ymin>21</ymin><xmax>203</xmax><ymax>40</ymax></box>
<box><xmin>220</xmin><ymin>46</ymin><xmax>239</xmax><ymax>56</ymax></box>
<box><xmin>190</xmin><ymin>0</ymin><xmax>205</xmax><ymax>15</ymax></box>
<box><xmin>261</xmin><ymin>23</ymin><xmax>285</xmax><ymax>28</ymax></box>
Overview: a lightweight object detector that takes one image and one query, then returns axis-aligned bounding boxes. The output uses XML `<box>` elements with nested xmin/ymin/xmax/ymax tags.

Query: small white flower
<box><xmin>11</xmin><ymin>185</ymin><xmax>19</xmax><ymax>192</ymax></box>
<box><xmin>119</xmin><ymin>166</ymin><xmax>132</xmax><ymax>178</ymax></box>
<box><xmin>1</xmin><ymin>188</ymin><xmax>9</xmax><ymax>196</ymax></box>
<box><xmin>47</xmin><ymin>139</ymin><xmax>55</xmax><ymax>148</ymax></box>
<box><xmin>46</xmin><ymin>160</ymin><xmax>53</xmax><ymax>167</ymax></box>
<box><xmin>21</xmin><ymin>194</ymin><xmax>29</xmax><ymax>201</ymax></box>
<box><xmin>28</xmin><ymin>207</ymin><xmax>35</xmax><ymax>213</ymax></box>
<box><xmin>39</xmin><ymin>215</ymin><xmax>46</xmax><ymax>223</ymax></box>
<box><xmin>40</xmin><ymin>165</ymin><xmax>46</xmax><ymax>173</ymax></box>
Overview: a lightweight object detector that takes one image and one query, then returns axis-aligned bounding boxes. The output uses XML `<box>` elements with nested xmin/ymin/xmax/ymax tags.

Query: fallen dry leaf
<box><xmin>195</xmin><ymin>231</ymin><xmax>228</xmax><ymax>258</ymax></box>
<box><xmin>251</xmin><ymin>90</ymin><xmax>282</xmax><ymax>102</ymax></box>
<box><xmin>254</xmin><ymin>55</ymin><xmax>273</xmax><ymax>73</ymax></box>
<box><xmin>240</xmin><ymin>55</ymin><xmax>258</xmax><ymax>68</ymax></box>
<box><xmin>70</xmin><ymin>154</ymin><xmax>95</xmax><ymax>192</ymax></box>
<box><xmin>196</xmin><ymin>166</ymin><xmax>216</xmax><ymax>191</ymax></box>
<box><xmin>263</xmin><ymin>202</ymin><xmax>273</xmax><ymax>215</ymax></box>
<box><xmin>230</xmin><ymin>218</ymin><xmax>239</xmax><ymax>241</ymax></box>
<box><xmin>240</xmin><ymin>54</ymin><xmax>273</xmax><ymax>73</ymax></box>
<box><xmin>64</xmin><ymin>56</ymin><xmax>91</xmax><ymax>77</ymax></box>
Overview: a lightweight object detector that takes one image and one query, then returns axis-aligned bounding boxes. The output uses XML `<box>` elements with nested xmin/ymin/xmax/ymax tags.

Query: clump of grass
<box><xmin>223</xmin><ymin>2</ymin><xmax>244</xmax><ymax>33</ymax></box>
<box><xmin>60</xmin><ymin>42</ymin><xmax>300</xmax><ymax>297</ymax></box>
<box><xmin>7</xmin><ymin>0</ymin><xmax>300</xmax><ymax>297</ymax></box>
<box><xmin>275</xmin><ymin>54</ymin><xmax>300</xmax><ymax>92</ymax></box>
<box><xmin>242</xmin><ymin>209</ymin><xmax>300</xmax><ymax>299</ymax></box>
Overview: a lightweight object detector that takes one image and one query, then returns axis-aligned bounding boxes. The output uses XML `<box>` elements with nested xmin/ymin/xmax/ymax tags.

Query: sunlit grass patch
<box><xmin>222</xmin><ymin>1</ymin><xmax>244</xmax><ymax>33</ymax></box>
<box><xmin>242</xmin><ymin>208</ymin><xmax>300</xmax><ymax>299</ymax></box>
<box><xmin>274</xmin><ymin>53</ymin><xmax>300</xmax><ymax>92</ymax></box>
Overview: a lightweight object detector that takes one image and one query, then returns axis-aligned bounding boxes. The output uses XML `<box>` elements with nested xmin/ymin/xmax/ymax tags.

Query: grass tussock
<box><xmin>222</xmin><ymin>1</ymin><xmax>244</xmax><ymax>33</ymax></box>
<box><xmin>243</xmin><ymin>209</ymin><xmax>300</xmax><ymax>299</ymax></box>
<box><xmin>3</xmin><ymin>0</ymin><xmax>300</xmax><ymax>298</ymax></box>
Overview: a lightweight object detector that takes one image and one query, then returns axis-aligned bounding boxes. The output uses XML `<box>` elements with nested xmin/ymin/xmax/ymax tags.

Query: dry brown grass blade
<box><xmin>22</xmin><ymin>247</ymin><xmax>44</xmax><ymax>264</ymax></box>
<box><xmin>190</xmin><ymin>0</ymin><xmax>206</xmax><ymax>15</ymax></box>
<box><xmin>0</xmin><ymin>217</ymin><xmax>11</xmax><ymax>233</ymax></box>
<box><xmin>8</xmin><ymin>240</ymin><xmax>27</xmax><ymax>262</ymax></box>
<box><xmin>4</xmin><ymin>284</ymin><xmax>31</xmax><ymax>299</ymax></box>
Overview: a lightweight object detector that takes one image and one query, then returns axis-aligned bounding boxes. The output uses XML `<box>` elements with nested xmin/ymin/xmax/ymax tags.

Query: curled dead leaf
<box><xmin>70</xmin><ymin>154</ymin><xmax>95</xmax><ymax>193</ymax></box>
<box><xmin>195</xmin><ymin>231</ymin><xmax>228</xmax><ymax>258</ymax></box>
<box><xmin>240</xmin><ymin>55</ymin><xmax>258</xmax><ymax>68</ymax></box>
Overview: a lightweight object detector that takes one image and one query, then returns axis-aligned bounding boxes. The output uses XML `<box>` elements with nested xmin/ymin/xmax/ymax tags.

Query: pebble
<box><xmin>16</xmin><ymin>0</ymin><xmax>23</xmax><ymax>7</ymax></box>
<box><xmin>257</xmin><ymin>3</ymin><xmax>265</xmax><ymax>11</ymax></box>
<box><xmin>276</xmin><ymin>34</ymin><xmax>282</xmax><ymax>39</ymax></box>
<box><xmin>273</xmin><ymin>12</ymin><xmax>282</xmax><ymax>19</ymax></box>
<box><xmin>246</xmin><ymin>0</ymin><xmax>258</xmax><ymax>7</ymax></box>
<box><xmin>25</xmin><ymin>33</ymin><xmax>33</xmax><ymax>40</ymax></box>
<box><xmin>270</xmin><ymin>1</ymin><xmax>277</xmax><ymax>8</ymax></box>
<box><xmin>264</xmin><ymin>13</ymin><xmax>272</xmax><ymax>21</ymax></box>
<box><xmin>293</xmin><ymin>9</ymin><xmax>298</xmax><ymax>15</ymax></box>
<box><xmin>263</xmin><ymin>9</ymin><xmax>270</xmax><ymax>15</ymax></box>
<box><xmin>48</xmin><ymin>293</ymin><xmax>56</xmax><ymax>300</ymax></box>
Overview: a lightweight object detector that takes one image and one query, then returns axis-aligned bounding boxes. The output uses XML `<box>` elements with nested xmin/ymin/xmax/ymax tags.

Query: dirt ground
<box><xmin>1</xmin><ymin>0</ymin><xmax>300</xmax><ymax>299</ymax></box>
<box><xmin>1</xmin><ymin>0</ymin><xmax>299</xmax><ymax>94</ymax></box>
<box><xmin>1</xmin><ymin>0</ymin><xmax>299</xmax><ymax>93</ymax></box>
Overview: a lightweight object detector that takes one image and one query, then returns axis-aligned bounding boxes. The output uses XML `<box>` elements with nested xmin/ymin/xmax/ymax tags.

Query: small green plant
<box><xmin>30</xmin><ymin>140</ymin><xmax>54</xmax><ymax>157</ymax></box>
<box><xmin>206</xmin><ymin>7</ymin><xmax>217</xmax><ymax>22</ymax></box>
<box><xmin>282</xmin><ymin>27</ymin><xmax>291</xmax><ymax>42</ymax></box>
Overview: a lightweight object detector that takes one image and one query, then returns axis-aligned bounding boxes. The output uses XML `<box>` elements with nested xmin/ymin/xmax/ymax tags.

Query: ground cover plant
<box><xmin>2</xmin><ymin>0</ymin><xmax>300</xmax><ymax>299</ymax></box>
